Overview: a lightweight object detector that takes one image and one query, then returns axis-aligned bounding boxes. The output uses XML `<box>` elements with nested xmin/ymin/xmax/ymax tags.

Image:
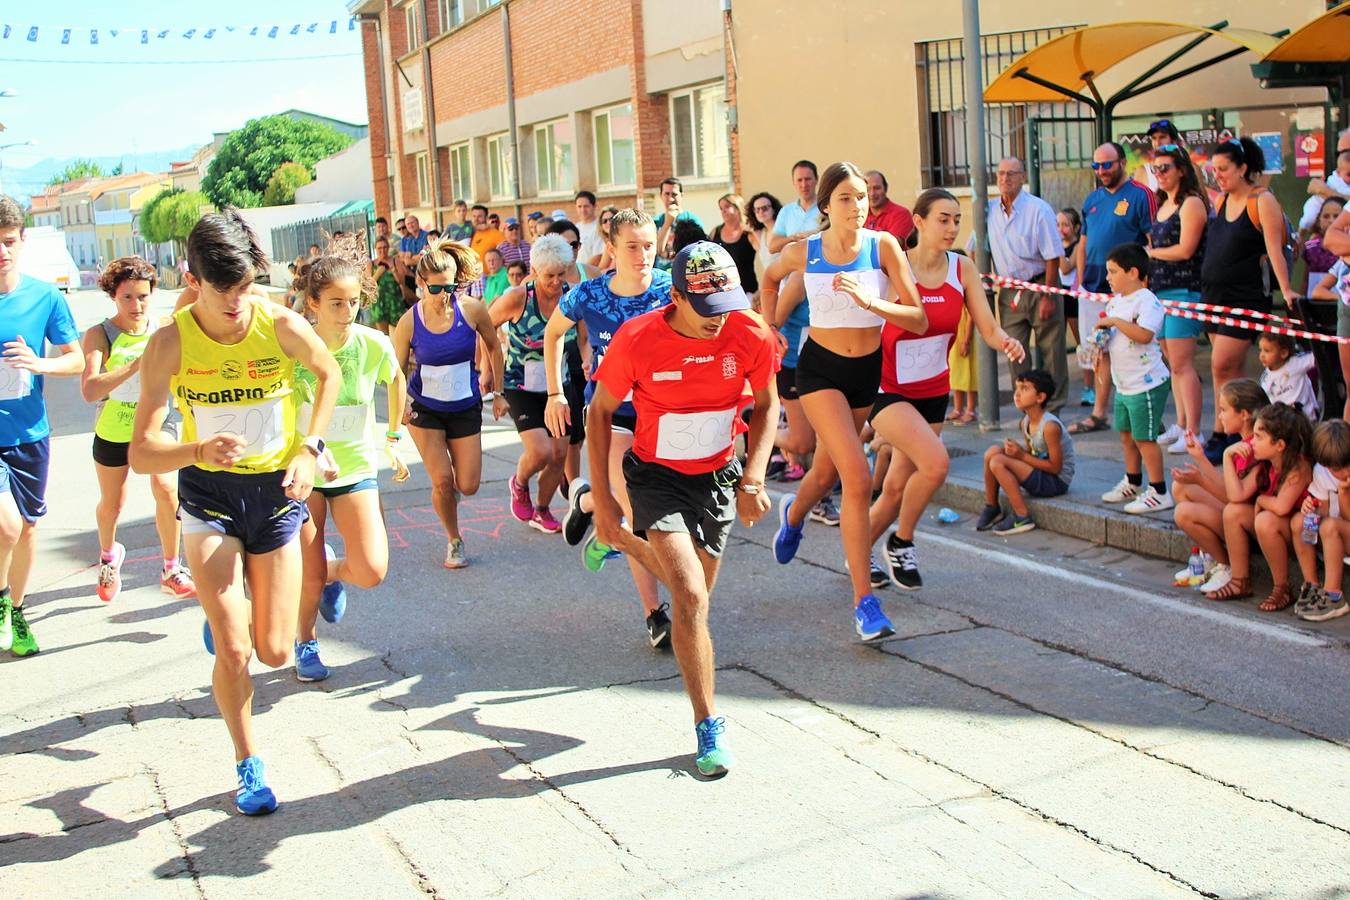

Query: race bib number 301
<box><xmin>193</xmin><ymin>399</ymin><xmax>286</xmax><ymax>460</ymax></box>
<box><xmin>655</xmin><ymin>407</ymin><xmax>736</xmax><ymax>461</ymax></box>
<box><xmin>0</xmin><ymin>358</ymin><xmax>32</xmax><ymax>401</ymax></box>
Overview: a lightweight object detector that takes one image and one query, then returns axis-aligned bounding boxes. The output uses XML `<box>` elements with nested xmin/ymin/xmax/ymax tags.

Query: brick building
<box><xmin>347</xmin><ymin>0</ymin><xmax>731</xmax><ymax>231</ymax></box>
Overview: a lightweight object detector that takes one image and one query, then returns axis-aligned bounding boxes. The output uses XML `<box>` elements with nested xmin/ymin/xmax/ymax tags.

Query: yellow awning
<box><xmin>984</xmin><ymin>21</ymin><xmax>1284</xmax><ymax>104</ymax></box>
<box><xmin>1263</xmin><ymin>3</ymin><xmax>1350</xmax><ymax>63</ymax></box>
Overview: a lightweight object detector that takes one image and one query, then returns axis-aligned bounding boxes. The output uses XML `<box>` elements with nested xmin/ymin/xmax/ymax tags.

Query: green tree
<box><xmin>47</xmin><ymin>159</ymin><xmax>104</xmax><ymax>186</ymax></box>
<box><xmin>140</xmin><ymin>188</ymin><xmax>211</xmax><ymax>257</ymax></box>
<box><xmin>202</xmin><ymin>115</ymin><xmax>353</xmax><ymax>209</ymax></box>
<box><xmin>262</xmin><ymin>161</ymin><xmax>313</xmax><ymax>206</ymax></box>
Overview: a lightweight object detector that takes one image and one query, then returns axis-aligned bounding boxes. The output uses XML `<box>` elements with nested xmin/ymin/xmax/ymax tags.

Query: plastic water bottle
<box><xmin>936</xmin><ymin>507</ymin><xmax>960</xmax><ymax>524</ymax></box>
<box><xmin>1091</xmin><ymin>311</ymin><xmax>1113</xmax><ymax>352</ymax></box>
<box><xmin>1301</xmin><ymin>511</ymin><xmax>1321</xmax><ymax>545</ymax></box>
<box><xmin>1187</xmin><ymin>547</ymin><xmax>1205</xmax><ymax>579</ymax></box>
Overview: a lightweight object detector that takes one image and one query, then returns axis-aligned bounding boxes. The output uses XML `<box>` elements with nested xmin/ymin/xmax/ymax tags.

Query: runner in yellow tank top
<box><xmin>80</xmin><ymin>257</ymin><xmax>194</xmax><ymax>603</ymax></box>
<box><xmin>130</xmin><ymin>211</ymin><xmax>340</xmax><ymax>817</ymax></box>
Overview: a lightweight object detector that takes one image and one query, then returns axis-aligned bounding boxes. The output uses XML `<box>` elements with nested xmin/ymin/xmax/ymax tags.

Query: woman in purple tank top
<box><xmin>392</xmin><ymin>241</ymin><xmax>504</xmax><ymax>570</ymax></box>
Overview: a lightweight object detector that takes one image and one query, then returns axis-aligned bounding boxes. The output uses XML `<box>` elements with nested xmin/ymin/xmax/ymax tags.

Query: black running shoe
<box><xmin>562</xmin><ymin>478</ymin><xmax>593</xmax><ymax>546</ymax></box>
<box><xmin>646</xmin><ymin>602</ymin><xmax>672</xmax><ymax>649</ymax></box>
<box><xmin>975</xmin><ymin>504</ymin><xmax>1005</xmax><ymax>531</ymax></box>
<box><xmin>885</xmin><ymin>532</ymin><xmax>922</xmax><ymax>590</ymax></box>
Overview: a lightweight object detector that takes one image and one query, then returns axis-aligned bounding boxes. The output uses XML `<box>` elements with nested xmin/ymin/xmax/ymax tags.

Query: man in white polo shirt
<box><xmin>769</xmin><ymin>160</ymin><xmax>820</xmax><ymax>252</ymax></box>
<box><xmin>981</xmin><ymin>156</ymin><xmax>1066</xmax><ymax>411</ymax></box>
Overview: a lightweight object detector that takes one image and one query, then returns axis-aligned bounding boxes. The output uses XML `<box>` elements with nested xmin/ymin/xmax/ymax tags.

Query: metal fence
<box><xmin>271</xmin><ymin>211</ymin><xmax>372</xmax><ymax>266</ymax></box>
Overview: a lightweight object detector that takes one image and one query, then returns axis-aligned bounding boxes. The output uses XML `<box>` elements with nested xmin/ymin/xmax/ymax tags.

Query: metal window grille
<box><xmin>916</xmin><ymin>26</ymin><xmax>1093</xmax><ymax>188</ymax></box>
<box><xmin>271</xmin><ymin>212</ymin><xmax>373</xmax><ymax>274</ymax></box>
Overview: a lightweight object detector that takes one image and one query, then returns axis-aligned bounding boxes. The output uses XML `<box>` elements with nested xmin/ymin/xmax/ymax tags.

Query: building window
<box><xmin>439</xmin><ymin>0</ymin><xmax>464</xmax><ymax>30</ymax></box>
<box><xmin>487</xmin><ymin>132</ymin><xmax>513</xmax><ymax>200</ymax></box>
<box><xmin>670</xmin><ymin>84</ymin><xmax>729</xmax><ymax>181</ymax></box>
<box><xmin>593</xmin><ymin>104</ymin><xmax>636</xmax><ymax>189</ymax></box>
<box><xmin>415</xmin><ymin>152</ymin><xmax>431</xmax><ymax>205</ymax></box>
<box><xmin>448</xmin><ymin>142</ymin><xmax>472</xmax><ymax>202</ymax></box>
<box><xmin>916</xmin><ymin>26</ymin><xmax>1090</xmax><ymax>188</ymax></box>
<box><xmin>533</xmin><ymin>119</ymin><xmax>575</xmax><ymax>196</ymax></box>
<box><xmin>404</xmin><ymin>1</ymin><xmax>423</xmax><ymax>51</ymax></box>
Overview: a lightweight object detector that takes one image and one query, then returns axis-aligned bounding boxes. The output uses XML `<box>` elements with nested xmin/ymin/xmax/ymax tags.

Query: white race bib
<box><xmin>299</xmin><ymin>402</ymin><xmax>372</xmax><ymax>443</ymax></box>
<box><xmin>420</xmin><ymin>362</ymin><xmax>472</xmax><ymax>402</ymax></box>
<box><xmin>803</xmin><ymin>270</ymin><xmax>885</xmax><ymax>329</ymax></box>
<box><xmin>894</xmin><ymin>334</ymin><xmax>951</xmax><ymax>385</ymax></box>
<box><xmin>655</xmin><ymin>406</ymin><xmax>737</xmax><ymax>461</ymax></box>
<box><xmin>109</xmin><ymin>369</ymin><xmax>141</xmax><ymax>403</ymax></box>
<box><xmin>0</xmin><ymin>358</ymin><xmax>32</xmax><ymax>401</ymax></box>
<box><xmin>522</xmin><ymin>359</ymin><xmax>547</xmax><ymax>393</ymax></box>
<box><xmin>193</xmin><ymin>398</ymin><xmax>286</xmax><ymax>460</ymax></box>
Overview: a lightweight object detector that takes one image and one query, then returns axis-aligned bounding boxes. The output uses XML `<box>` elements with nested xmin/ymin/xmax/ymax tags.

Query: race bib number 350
<box><xmin>420</xmin><ymin>362</ymin><xmax>472</xmax><ymax>402</ymax></box>
<box><xmin>193</xmin><ymin>399</ymin><xmax>286</xmax><ymax>460</ymax></box>
<box><xmin>0</xmin><ymin>358</ymin><xmax>32</xmax><ymax>401</ymax></box>
<box><xmin>802</xmin><ymin>270</ymin><xmax>885</xmax><ymax>329</ymax></box>
<box><xmin>655</xmin><ymin>407</ymin><xmax>736</xmax><ymax>461</ymax></box>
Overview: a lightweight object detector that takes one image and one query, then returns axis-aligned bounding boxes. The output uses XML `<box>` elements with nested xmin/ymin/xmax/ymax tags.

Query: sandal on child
<box><xmin>952</xmin><ymin>410</ymin><xmax>977</xmax><ymax>427</ymax></box>
<box><xmin>1068</xmin><ymin>414</ymin><xmax>1109</xmax><ymax>434</ymax></box>
<box><xmin>1206</xmin><ymin>576</ymin><xmax>1252</xmax><ymax>602</ymax></box>
<box><xmin>943</xmin><ymin>409</ymin><xmax>961</xmax><ymax>423</ymax></box>
<box><xmin>1259</xmin><ymin>582</ymin><xmax>1295</xmax><ymax>612</ymax></box>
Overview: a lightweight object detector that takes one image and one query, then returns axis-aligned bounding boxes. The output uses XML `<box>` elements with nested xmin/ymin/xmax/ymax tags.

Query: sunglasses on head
<box><xmin>1090</xmin><ymin>160</ymin><xmax>1118</xmax><ymax>171</ymax></box>
<box><xmin>1148</xmin><ymin>119</ymin><xmax>1173</xmax><ymax>133</ymax></box>
<box><xmin>423</xmin><ymin>283</ymin><xmax>454</xmax><ymax>295</ymax></box>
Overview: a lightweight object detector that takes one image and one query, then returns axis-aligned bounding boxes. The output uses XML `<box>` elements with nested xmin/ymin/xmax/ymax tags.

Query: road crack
<box><xmin>145</xmin><ymin>764</ymin><xmax>203</xmax><ymax>897</ymax></box>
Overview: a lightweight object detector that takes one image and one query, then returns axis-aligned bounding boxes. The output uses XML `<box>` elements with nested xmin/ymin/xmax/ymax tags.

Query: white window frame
<box><xmin>414</xmin><ymin>152</ymin><xmax>431</xmax><ymax>205</ymax></box>
<box><xmin>592</xmin><ymin>103</ymin><xmax>637</xmax><ymax>189</ymax></box>
<box><xmin>438</xmin><ymin>0</ymin><xmax>464</xmax><ymax>31</ymax></box>
<box><xmin>487</xmin><ymin>132</ymin><xmax>513</xmax><ymax>200</ymax></box>
<box><xmin>404</xmin><ymin>1</ymin><xmax>423</xmax><ymax>51</ymax></box>
<box><xmin>669</xmin><ymin>83</ymin><xmax>729</xmax><ymax>182</ymax></box>
<box><xmin>533</xmin><ymin>118</ymin><xmax>574</xmax><ymax>197</ymax></box>
<box><xmin>448</xmin><ymin>142</ymin><xmax>472</xmax><ymax>203</ymax></box>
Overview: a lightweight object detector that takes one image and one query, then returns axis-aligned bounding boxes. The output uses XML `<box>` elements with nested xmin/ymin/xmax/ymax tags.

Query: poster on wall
<box><xmin>1117</xmin><ymin>127</ymin><xmax>1236</xmax><ymax>196</ymax></box>
<box><xmin>1251</xmin><ymin>132</ymin><xmax>1284</xmax><ymax>174</ymax></box>
<box><xmin>1295</xmin><ymin>132</ymin><xmax>1326</xmax><ymax>179</ymax></box>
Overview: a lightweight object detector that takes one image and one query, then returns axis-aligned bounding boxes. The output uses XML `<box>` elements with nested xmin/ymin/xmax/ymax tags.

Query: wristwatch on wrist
<box><xmin>302</xmin><ymin>436</ymin><xmax>326</xmax><ymax>458</ymax></box>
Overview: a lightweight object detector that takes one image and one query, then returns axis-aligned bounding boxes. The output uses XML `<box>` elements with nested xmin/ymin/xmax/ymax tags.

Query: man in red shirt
<box><xmin>865</xmin><ymin>170</ymin><xmax>914</xmax><ymax>243</ymax></box>
<box><xmin>588</xmin><ymin>241</ymin><xmax>780</xmax><ymax>778</ymax></box>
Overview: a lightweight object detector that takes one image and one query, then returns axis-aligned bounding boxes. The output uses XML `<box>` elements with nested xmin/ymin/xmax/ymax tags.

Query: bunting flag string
<box><xmin>0</xmin><ymin>17</ymin><xmax>357</xmax><ymax>46</ymax></box>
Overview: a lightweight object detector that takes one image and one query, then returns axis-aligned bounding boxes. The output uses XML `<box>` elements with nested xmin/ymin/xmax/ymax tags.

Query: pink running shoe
<box><xmin>508</xmin><ymin>474</ymin><xmax>533</xmax><ymax>522</ymax></box>
<box><xmin>96</xmin><ymin>542</ymin><xmax>126</xmax><ymax>603</ymax></box>
<box><xmin>530</xmin><ymin>506</ymin><xmax>562</xmax><ymax>534</ymax></box>
<box><xmin>781</xmin><ymin>463</ymin><xmax>806</xmax><ymax>482</ymax></box>
<box><xmin>160</xmin><ymin>563</ymin><xmax>197</xmax><ymax>599</ymax></box>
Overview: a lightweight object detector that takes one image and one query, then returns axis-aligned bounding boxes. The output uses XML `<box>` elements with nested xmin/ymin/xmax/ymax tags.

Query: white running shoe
<box><xmin>1157</xmin><ymin>424</ymin><xmax>1184</xmax><ymax>447</ymax></box>
<box><xmin>1166</xmin><ymin>434</ymin><xmax>1189</xmax><ymax>454</ymax></box>
<box><xmin>1101</xmin><ymin>477</ymin><xmax>1141</xmax><ymax>503</ymax></box>
<box><xmin>1123</xmin><ymin>487</ymin><xmax>1175</xmax><ymax>514</ymax></box>
<box><xmin>1197</xmin><ymin>563</ymin><xmax>1232</xmax><ymax>593</ymax></box>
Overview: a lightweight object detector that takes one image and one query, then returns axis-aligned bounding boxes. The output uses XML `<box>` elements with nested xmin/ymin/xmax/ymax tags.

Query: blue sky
<box><xmin>0</xmin><ymin>0</ymin><xmax>368</xmax><ymax>195</ymax></box>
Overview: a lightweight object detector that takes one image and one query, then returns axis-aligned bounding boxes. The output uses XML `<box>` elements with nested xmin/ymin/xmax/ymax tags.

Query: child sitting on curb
<box><xmin>1292</xmin><ymin>419</ymin><xmax>1350</xmax><ymax>621</ymax></box>
<box><xmin>976</xmin><ymin>369</ymin><xmax>1075</xmax><ymax>535</ymax></box>
<box><xmin>1097</xmin><ymin>243</ymin><xmax>1173</xmax><ymax>515</ymax></box>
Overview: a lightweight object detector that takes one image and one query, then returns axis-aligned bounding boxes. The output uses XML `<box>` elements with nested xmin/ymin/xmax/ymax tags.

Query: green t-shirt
<box><xmin>483</xmin><ymin>269</ymin><xmax>510</xmax><ymax>306</ymax></box>
<box><xmin>295</xmin><ymin>324</ymin><xmax>399</xmax><ymax>487</ymax></box>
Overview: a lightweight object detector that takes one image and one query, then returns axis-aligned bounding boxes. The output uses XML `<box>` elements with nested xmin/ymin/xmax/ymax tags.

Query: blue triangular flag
<box><xmin>3</xmin><ymin>25</ymin><xmax>11</xmax><ymax>40</ymax></box>
<box><xmin>90</xmin><ymin>28</ymin><xmax>98</xmax><ymax>44</ymax></box>
<box><xmin>289</xmin><ymin>24</ymin><xmax>300</xmax><ymax>35</ymax></box>
<box><xmin>267</xmin><ymin>25</ymin><xmax>278</xmax><ymax>38</ymax></box>
<box><xmin>26</xmin><ymin>25</ymin><xmax>37</xmax><ymax>41</ymax></box>
<box><xmin>306</xmin><ymin>22</ymin><xmax>317</xmax><ymax>33</ymax></box>
<box><xmin>157</xmin><ymin>29</ymin><xmax>169</xmax><ymax>39</ymax></box>
<box><xmin>61</xmin><ymin>28</ymin><xmax>70</xmax><ymax>44</ymax></box>
<box><xmin>348</xmin><ymin>16</ymin><xmax>355</xmax><ymax>30</ymax></box>
<box><xmin>204</xmin><ymin>28</ymin><xmax>215</xmax><ymax>39</ymax></box>
<box><xmin>140</xmin><ymin>29</ymin><xmax>148</xmax><ymax>44</ymax></box>
<box><xmin>329</xmin><ymin>20</ymin><xmax>337</xmax><ymax>33</ymax></box>
<box><xmin>182</xmin><ymin>28</ymin><xmax>195</xmax><ymax>39</ymax></box>
<box><xmin>249</xmin><ymin>26</ymin><xmax>258</xmax><ymax>36</ymax></box>
<box><xmin>109</xmin><ymin>28</ymin><xmax>119</xmax><ymax>37</ymax></box>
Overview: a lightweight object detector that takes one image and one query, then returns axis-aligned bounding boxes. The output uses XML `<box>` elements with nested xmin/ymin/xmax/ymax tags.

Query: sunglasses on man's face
<box><xmin>1090</xmin><ymin>160</ymin><xmax>1118</xmax><ymax>171</ymax></box>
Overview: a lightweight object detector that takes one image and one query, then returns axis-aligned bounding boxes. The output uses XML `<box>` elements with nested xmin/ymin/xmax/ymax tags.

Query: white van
<box><xmin>18</xmin><ymin>226</ymin><xmax>82</xmax><ymax>292</ymax></box>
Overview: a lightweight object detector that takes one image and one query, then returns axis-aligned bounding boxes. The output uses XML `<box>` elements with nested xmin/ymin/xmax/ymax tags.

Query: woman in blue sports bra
<box><xmin>760</xmin><ymin>161</ymin><xmax>928</xmax><ymax>642</ymax></box>
<box><xmin>392</xmin><ymin>241</ymin><xmax>504</xmax><ymax>570</ymax></box>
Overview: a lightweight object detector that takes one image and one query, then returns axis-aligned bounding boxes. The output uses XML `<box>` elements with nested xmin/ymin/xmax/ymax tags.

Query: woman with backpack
<box><xmin>1201</xmin><ymin>137</ymin><xmax>1299</xmax><ymax>462</ymax></box>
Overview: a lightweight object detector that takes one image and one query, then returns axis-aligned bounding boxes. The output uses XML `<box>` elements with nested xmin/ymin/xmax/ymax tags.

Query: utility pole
<box><xmin>963</xmin><ymin>0</ymin><xmax>999</xmax><ymax>430</ymax></box>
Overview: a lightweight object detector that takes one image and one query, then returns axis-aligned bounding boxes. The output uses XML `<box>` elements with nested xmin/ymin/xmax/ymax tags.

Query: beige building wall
<box><xmin>733</xmin><ymin>0</ymin><xmax>1329</xmax><ymax>225</ymax></box>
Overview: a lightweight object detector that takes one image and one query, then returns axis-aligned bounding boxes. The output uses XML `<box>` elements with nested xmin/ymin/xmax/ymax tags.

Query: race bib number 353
<box><xmin>655</xmin><ymin>407</ymin><xmax>736</xmax><ymax>461</ymax></box>
<box><xmin>802</xmin><ymin>270</ymin><xmax>885</xmax><ymax>329</ymax></box>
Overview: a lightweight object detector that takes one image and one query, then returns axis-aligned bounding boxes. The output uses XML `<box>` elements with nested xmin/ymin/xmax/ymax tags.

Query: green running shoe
<box><xmin>581</xmin><ymin>533</ymin><xmax>620</xmax><ymax>573</ymax></box>
<box><xmin>694</xmin><ymin>716</ymin><xmax>733</xmax><ymax>778</ymax></box>
<box><xmin>10</xmin><ymin>604</ymin><xmax>38</xmax><ymax>657</ymax></box>
<box><xmin>0</xmin><ymin>592</ymin><xmax>12</xmax><ymax>652</ymax></box>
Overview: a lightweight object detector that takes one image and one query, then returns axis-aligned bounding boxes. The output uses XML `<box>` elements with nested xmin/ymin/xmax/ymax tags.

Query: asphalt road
<box><xmin>4</xmin><ymin>289</ymin><xmax>1350</xmax><ymax>898</ymax></box>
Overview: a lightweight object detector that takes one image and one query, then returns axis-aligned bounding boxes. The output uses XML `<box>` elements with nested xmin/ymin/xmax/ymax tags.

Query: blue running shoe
<box><xmin>853</xmin><ymin>594</ymin><xmax>895</xmax><ymax>642</ymax></box>
<box><xmin>235</xmin><ymin>756</ymin><xmax>278</xmax><ymax>816</ymax></box>
<box><xmin>319</xmin><ymin>544</ymin><xmax>347</xmax><ymax>624</ymax></box>
<box><xmin>694</xmin><ymin>716</ymin><xmax>733</xmax><ymax>778</ymax></box>
<box><xmin>294</xmin><ymin>639</ymin><xmax>331</xmax><ymax>682</ymax></box>
<box><xmin>773</xmin><ymin>493</ymin><xmax>803</xmax><ymax>564</ymax></box>
<box><xmin>202</xmin><ymin>618</ymin><xmax>214</xmax><ymax>655</ymax></box>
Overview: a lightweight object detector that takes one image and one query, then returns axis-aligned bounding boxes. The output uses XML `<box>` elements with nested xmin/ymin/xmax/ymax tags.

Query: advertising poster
<box><xmin>1251</xmin><ymin>132</ymin><xmax>1284</xmax><ymax>174</ymax></box>
<box><xmin>1295</xmin><ymin>132</ymin><xmax>1325</xmax><ymax>178</ymax></box>
<box><xmin>1118</xmin><ymin>127</ymin><xmax>1236</xmax><ymax>199</ymax></box>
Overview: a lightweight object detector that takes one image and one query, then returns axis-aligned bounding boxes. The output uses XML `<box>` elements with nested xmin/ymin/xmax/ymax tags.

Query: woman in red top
<box><xmin>869</xmin><ymin>189</ymin><xmax>1023</xmax><ymax>589</ymax></box>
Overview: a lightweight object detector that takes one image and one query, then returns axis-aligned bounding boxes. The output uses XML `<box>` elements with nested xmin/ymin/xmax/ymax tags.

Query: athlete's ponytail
<box><xmin>187</xmin><ymin>208</ymin><xmax>269</xmax><ymax>290</ymax></box>
<box><xmin>416</xmin><ymin>239</ymin><xmax>481</xmax><ymax>286</ymax></box>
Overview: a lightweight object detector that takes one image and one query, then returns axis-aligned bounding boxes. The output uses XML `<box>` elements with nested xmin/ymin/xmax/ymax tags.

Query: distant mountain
<box><xmin>4</xmin><ymin>144</ymin><xmax>203</xmax><ymax>203</ymax></box>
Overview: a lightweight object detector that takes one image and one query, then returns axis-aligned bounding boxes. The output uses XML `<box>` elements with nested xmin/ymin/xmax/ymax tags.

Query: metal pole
<box><xmin>419</xmin><ymin>0</ymin><xmax>442</xmax><ymax>225</ymax></box>
<box><xmin>502</xmin><ymin>5</ymin><xmax>523</xmax><ymax>221</ymax></box>
<box><xmin>964</xmin><ymin>0</ymin><xmax>999</xmax><ymax>430</ymax></box>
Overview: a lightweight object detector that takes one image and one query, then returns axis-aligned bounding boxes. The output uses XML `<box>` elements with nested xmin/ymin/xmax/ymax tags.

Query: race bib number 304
<box><xmin>655</xmin><ymin>407</ymin><xmax>736</xmax><ymax>461</ymax></box>
<box><xmin>193</xmin><ymin>399</ymin><xmax>286</xmax><ymax>460</ymax></box>
<box><xmin>0</xmin><ymin>358</ymin><xmax>32</xmax><ymax>401</ymax></box>
<box><xmin>802</xmin><ymin>271</ymin><xmax>885</xmax><ymax>329</ymax></box>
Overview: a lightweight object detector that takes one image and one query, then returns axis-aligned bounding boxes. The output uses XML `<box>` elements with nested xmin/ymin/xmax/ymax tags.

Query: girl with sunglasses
<box><xmin>1147</xmin><ymin>143</ymin><xmax>1211</xmax><ymax>453</ymax></box>
<box><xmin>392</xmin><ymin>240</ymin><xmax>504</xmax><ymax>569</ymax></box>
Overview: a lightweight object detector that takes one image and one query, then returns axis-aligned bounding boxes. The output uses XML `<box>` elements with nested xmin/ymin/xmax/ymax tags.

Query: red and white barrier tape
<box><xmin>1156</xmin><ymin>304</ymin><xmax>1348</xmax><ymax>345</ymax></box>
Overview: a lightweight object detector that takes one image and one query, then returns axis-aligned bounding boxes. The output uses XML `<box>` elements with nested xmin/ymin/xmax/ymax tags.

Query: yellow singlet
<box><xmin>171</xmin><ymin>300</ymin><xmax>300</xmax><ymax>474</ymax></box>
